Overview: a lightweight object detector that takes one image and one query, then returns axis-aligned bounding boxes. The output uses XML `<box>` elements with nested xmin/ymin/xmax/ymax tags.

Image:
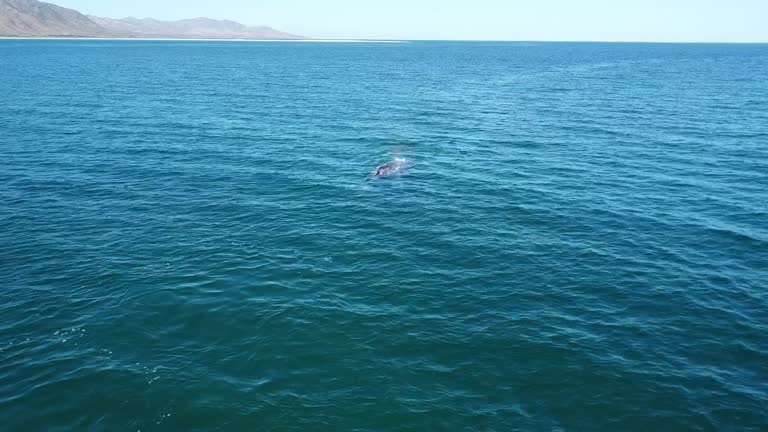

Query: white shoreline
<box><xmin>0</xmin><ymin>37</ymin><xmax>407</xmax><ymax>43</ymax></box>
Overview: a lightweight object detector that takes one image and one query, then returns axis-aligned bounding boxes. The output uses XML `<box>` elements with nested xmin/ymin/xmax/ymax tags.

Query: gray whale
<box><xmin>372</xmin><ymin>158</ymin><xmax>410</xmax><ymax>177</ymax></box>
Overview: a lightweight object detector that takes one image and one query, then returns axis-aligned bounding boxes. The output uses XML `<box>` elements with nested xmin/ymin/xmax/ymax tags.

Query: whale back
<box><xmin>373</xmin><ymin>159</ymin><xmax>410</xmax><ymax>177</ymax></box>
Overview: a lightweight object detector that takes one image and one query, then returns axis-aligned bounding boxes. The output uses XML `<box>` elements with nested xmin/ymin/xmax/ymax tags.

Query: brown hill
<box><xmin>0</xmin><ymin>0</ymin><xmax>304</xmax><ymax>39</ymax></box>
<box><xmin>0</xmin><ymin>0</ymin><xmax>106</xmax><ymax>36</ymax></box>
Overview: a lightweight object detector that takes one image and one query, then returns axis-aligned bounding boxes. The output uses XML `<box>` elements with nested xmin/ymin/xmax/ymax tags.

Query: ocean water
<box><xmin>1</xmin><ymin>40</ymin><xmax>767</xmax><ymax>431</ymax></box>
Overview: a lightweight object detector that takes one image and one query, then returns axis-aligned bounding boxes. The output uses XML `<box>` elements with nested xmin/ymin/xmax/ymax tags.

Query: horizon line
<box><xmin>1</xmin><ymin>36</ymin><xmax>767</xmax><ymax>44</ymax></box>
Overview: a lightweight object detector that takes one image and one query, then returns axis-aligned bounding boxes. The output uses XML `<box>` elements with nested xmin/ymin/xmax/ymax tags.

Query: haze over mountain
<box><xmin>0</xmin><ymin>0</ymin><xmax>303</xmax><ymax>39</ymax></box>
<box><xmin>88</xmin><ymin>16</ymin><xmax>302</xmax><ymax>40</ymax></box>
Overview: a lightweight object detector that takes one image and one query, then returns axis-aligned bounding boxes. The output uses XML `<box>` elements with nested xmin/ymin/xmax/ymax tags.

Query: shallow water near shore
<box><xmin>1</xmin><ymin>40</ymin><xmax>767</xmax><ymax>431</ymax></box>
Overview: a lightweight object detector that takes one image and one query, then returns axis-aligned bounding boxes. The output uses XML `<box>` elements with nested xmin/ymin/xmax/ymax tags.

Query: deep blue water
<box><xmin>1</xmin><ymin>40</ymin><xmax>767</xmax><ymax>431</ymax></box>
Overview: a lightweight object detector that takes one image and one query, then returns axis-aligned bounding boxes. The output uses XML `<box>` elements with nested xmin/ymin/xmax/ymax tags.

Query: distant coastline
<box><xmin>2</xmin><ymin>37</ymin><xmax>763</xmax><ymax>44</ymax></box>
<box><xmin>0</xmin><ymin>36</ymin><xmax>407</xmax><ymax>43</ymax></box>
<box><xmin>0</xmin><ymin>0</ymin><xmax>306</xmax><ymax>40</ymax></box>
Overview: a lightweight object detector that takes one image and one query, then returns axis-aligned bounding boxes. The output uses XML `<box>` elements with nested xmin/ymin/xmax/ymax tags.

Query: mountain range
<box><xmin>0</xmin><ymin>0</ymin><xmax>304</xmax><ymax>39</ymax></box>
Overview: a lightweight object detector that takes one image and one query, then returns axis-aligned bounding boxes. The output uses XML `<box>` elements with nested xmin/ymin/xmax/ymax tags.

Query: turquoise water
<box><xmin>1</xmin><ymin>40</ymin><xmax>767</xmax><ymax>431</ymax></box>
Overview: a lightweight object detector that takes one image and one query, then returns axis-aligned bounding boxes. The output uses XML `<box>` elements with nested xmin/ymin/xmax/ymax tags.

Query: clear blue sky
<box><xmin>53</xmin><ymin>0</ymin><xmax>767</xmax><ymax>42</ymax></box>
